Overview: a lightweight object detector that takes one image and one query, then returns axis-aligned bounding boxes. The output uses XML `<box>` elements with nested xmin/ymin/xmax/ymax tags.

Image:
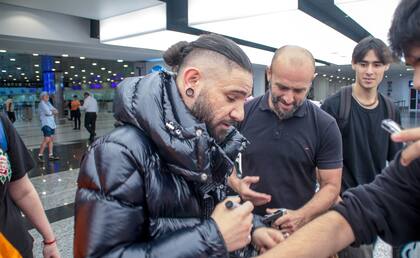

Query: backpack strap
<box><xmin>0</xmin><ymin>119</ymin><xmax>7</xmax><ymax>152</ymax></box>
<box><xmin>338</xmin><ymin>85</ymin><xmax>353</xmax><ymax>131</ymax></box>
<box><xmin>380</xmin><ymin>93</ymin><xmax>396</xmax><ymax>121</ymax></box>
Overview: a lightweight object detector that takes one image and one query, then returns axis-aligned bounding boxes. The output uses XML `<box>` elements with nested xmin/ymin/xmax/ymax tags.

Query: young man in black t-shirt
<box><xmin>0</xmin><ymin>113</ymin><xmax>60</xmax><ymax>257</ymax></box>
<box><xmin>322</xmin><ymin>37</ymin><xmax>402</xmax><ymax>192</ymax></box>
<box><xmin>321</xmin><ymin>36</ymin><xmax>402</xmax><ymax>258</ymax></box>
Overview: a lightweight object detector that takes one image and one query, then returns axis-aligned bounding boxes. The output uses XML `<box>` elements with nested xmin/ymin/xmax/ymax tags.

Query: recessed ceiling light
<box><xmin>55</xmin><ymin>60</ymin><xmax>60</xmax><ymax>64</ymax></box>
<box><xmin>70</xmin><ymin>66</ymin><xmax>75</xmax><ymax>69</ymax></box>
<box><xmin>52</xmin><ymin>68</ymin><xmax>56</xmax><ymax>71</ymax></box>
<box><xmin>13</xmin><ymin>78</ymin><xmax>16</xmax><ymax>81</ymax></box>
<box><xmin>130</xmin><ymin>72</ymin><xmax>135</xmax><ymax>75</ymax></box>
<box><xmin>33</xmin><ymin>53</ymin><xmax>39</xmax><ymax>56</ymax></box>
<box><xmin>117</xmin><ymin>59</ymin><xmax>123</xmax><ymax>63</ymax></box>
<box><xmin>80</xmin><ymin>56</ymin><xmax>85</xmax><ymax>60</ymax></box>
<box><xmin>1</xmin><ymin>70</ymin><xmax>6</xmax><ymax>73</ymax></box>
<box><xmin>90</xmin><ymin>72</ymin><xmax>94</xmax><ymax>75</ymax></box>
<box><xmin>36</xmin><ymin>75</ymin><xmax>40</xmax><ymax>78</ymax></box>
<box><xmin>64</xmin><ymin>71</ymin><xmax>68</xmax><ymax>75</ymax></box>
<box><xmin>113</xmin><ymin>73</ymin><xmax>116</xmax><ymax>76</ymax></box>
<box><xmin>10</xmin><ymin>58</ymin><xmax>15</xmax><ymax>61</ymax></box>
<box><xmin>62</xmin><ymin>54</ymin><xmax>69</xmax><ymax>57</ymax></box>
<box><xmin>35</xmin><ymin>71</ymin><xmax>39</xmax><ymax>74</ymax></box>
<box><xmin>108</xmin><ymin>71</ymin><xmax>112</xmax><ymax>74</ymax></box>
<box><xmin>8</xmin><ymin>75</ymin><xmax>12</xmax><ymax>77</ymax></box>
<box><xmin>92</xmin><ymin>63</ymin><xmax>97</xmax><ymax>66</ymax></box>
<box><xmin>123</xmin><ymin>64</ymin><xmax>128</xmax><ymax>68</ymax></box>
<box><xmin>24</xmin><ymin>77</ymin><xmax>27</xmax><ymax>79</ymax></box>
<box><xmin>97</xmin><ymin>75</ymin><xmax>101</xmax><ymax>77</ymax></box>
<box><xmin>107</xmin><ymin>78</ymin><xmax>110</xmax><ymax>81</ymax></box>
<box><xmin>37</xmin><ymin>79</ymin><xmax>40</xmax><ymax>81</ymax></box>
<box><xmin>82</xmin><ymin>76</ymin><xmax>86</xmax><ymax>79</ymax></box>
<box><xmin>20</xmin><ymin>73</ymin><xmax>25</xmax><ymax>76</ymax></box>
<box><xmin>0</xmin><ymin>50</ymin><xmax>6</xmax><ymax>53</ymax></box>
<box><xmin>81</xmin><ymin>69</ymin><xmax>86</xmax><ymax>73</ymax></box>
<box><xmin>338</xmin><ymin>69</ymin><xmax>341</xmax><ymax>72</ymax></box>
<box><xmin>69</xmin><ymin>78</ymin><xmax>73</xmax><ymax>80</ymax></box>
<box><xmin>26</xmin><ymin>80</ymin><xmax>29</xmax><ymax>82</ymax></box>
<box><xmin>34</xmin><ymin>64</ymin><xmax>39</xmax><ymax>67</ymax></box>
<box><xmin>74</xmin><ymin>74</ymin><xmax>78</xmax><ymax>77</ymax></box>
<box><xmin>101</xmin><ymin>67</ymin><xmax>106</xmax><ymax>70</ymax></box>
<box><xmin>16</xmin><ymin>67</ymin><xmax>21</xmax><ymax>70</ymax></box>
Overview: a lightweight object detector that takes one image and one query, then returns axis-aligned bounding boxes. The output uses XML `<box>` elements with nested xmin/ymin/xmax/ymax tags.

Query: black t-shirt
<box><xmin>333</xmin><ymin>153</ymin><xmax>420</xmax><ymax>246</ymax></box>
<box><xmin>0</xmin><ymin>113</ymin><xmax>35</xmax><ymax>257</ymax></box>
<box><xmin>321</xmin><ymin>93</ymin><xmax>402</xmax><ymax>191</ymax></box>
<box><xmin>239</xmin><ymin>93</ymin><xmax>342</xmax><ymax>215</ymax></box>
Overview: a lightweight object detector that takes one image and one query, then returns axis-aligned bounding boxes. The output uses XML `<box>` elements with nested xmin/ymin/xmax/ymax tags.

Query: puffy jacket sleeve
<box><xmin>74</xmin><ymin>139</ymin><xmax>228</xmax><ymax>258</ymax></box>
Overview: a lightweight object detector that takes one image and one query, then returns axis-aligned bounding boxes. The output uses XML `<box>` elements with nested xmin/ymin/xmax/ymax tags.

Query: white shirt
<box><xmin>39</xmin><ymin>100</ymin><xmax>57</xmax><ymax>129</ymax></box>
<box><xmin>80</xmin><ymin>96</ymin><xmax>98</xmax><ymax>113</ymax></box>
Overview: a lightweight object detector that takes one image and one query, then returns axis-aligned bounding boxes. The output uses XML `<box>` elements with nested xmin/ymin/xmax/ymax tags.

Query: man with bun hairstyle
<box><xmin>74</xmin><ymin>34</ymin><xmax>284</xmax><ymax>258</ymax></box>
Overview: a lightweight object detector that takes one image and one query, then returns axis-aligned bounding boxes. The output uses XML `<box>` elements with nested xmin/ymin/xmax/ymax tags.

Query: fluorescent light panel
<box><xmin>189</xmin><ymin>0</ymin><xmax>357</xmax><ymax>65</ymax></box>
<box><xmin>100</xmin><ymin>3</ymin><xmax>167</xmax><ymax>41</ymax></box>
<box><xmin>101</xmin><ymin>2</ymin><xmax>273</xmax><ymax>65</ymax></box>
<box><xmin>189</xmin><ymin>0</ymin><xmax>298</xmax><ymax>24</ymax></box>
<box><xmin>334</xmin><ymin>0</ymin><xmax>400</xmax><ymax>44</ymax></box>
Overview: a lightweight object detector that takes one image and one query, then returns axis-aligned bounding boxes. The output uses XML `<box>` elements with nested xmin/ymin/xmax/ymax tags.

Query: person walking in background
<box><xmin>5</xmin><ymin>96</ymin><xmax>16</xmax><ymax>123</ymax></box>
<box><xmin>38</xmin><ymin>92</ymin><xmax>59</xmax><ymax>162</ymax></box>
<box><xmin>80</xmin><ymin>92</ymin><xmax>98</xmax><ymax>142</ymax></box>
<box><xmin>0</xmin><ymin>113</ymin><xmax>60</xmax><ymax>258</ymax></box>
<box><xmin>70</xmin><ymin>95</ymin><xmax>81</xmax><ymax>130</ymax></box>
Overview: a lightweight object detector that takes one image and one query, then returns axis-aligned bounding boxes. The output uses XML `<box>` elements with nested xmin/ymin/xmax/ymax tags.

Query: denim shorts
<box><xmin>41</xmin><ymin>126</ymin><xmax>55</xmax><ymax>137</ymax></box>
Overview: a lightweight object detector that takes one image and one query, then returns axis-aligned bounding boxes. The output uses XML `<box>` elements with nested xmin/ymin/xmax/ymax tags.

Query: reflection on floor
<box><xmin>13</xmin><ymin>110</ymin><xmax>420</xmax><ymax>257</ymax></box>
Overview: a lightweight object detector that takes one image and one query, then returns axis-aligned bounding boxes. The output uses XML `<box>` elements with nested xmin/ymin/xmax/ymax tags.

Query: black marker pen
<box><xmin>225</xmin><ymin>200</ymin><xmax>240</xmax><ymax>209</ymax></box>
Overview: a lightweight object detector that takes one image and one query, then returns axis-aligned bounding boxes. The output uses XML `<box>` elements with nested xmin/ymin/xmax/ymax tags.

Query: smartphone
<box><xmin>381</xmin><ymin>119</ymin><xmax>402</xmax><ymax>134</ymax></box>
<box><xmin>262</xmin><ymin>208</ymin><xmax>286</xmax><ymax>226</ymax></box>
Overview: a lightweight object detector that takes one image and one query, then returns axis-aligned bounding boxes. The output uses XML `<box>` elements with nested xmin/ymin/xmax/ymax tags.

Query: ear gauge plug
<box><xmin>186</xmin><ymin>88</ymin><xmax>195</xmax><ymax>97</ymax></box>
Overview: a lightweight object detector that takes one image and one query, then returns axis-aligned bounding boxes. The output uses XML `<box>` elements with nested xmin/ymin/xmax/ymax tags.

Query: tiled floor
<box><xmin>14</xmin><ymin>110</ymin><xmax>420</xmax><ymax>258</ymax></box>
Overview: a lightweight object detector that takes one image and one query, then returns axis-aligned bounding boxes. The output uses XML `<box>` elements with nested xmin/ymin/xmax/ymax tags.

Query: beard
<box><xmin>269</xmin><ymin>87</ymin><xmax>305</xmax><ymax>120</ymax></box>
<box><xmin>191</xmin><ymin>91</ymin><xmax>236</xmax><ymax>143</ymax></box>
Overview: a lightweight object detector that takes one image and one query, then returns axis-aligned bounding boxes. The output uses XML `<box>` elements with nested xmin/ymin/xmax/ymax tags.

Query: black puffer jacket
<box><xmin>74</xmin><ymin>71</ymin><xmax>249</xmax><ymax>258</ymax></box>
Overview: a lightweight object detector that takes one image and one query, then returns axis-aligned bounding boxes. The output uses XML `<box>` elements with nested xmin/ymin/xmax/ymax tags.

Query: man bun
<box><xmin>163</xmin><ymin>41</ymin><xmax>190</xmax><ymax>70</ymax></box>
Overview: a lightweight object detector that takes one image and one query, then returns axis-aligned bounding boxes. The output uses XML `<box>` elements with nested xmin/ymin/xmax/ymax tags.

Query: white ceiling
<box><xmin>0</xmin><ymin>0</ymin><xmax>162</xmax><ymax>20</ymax></box>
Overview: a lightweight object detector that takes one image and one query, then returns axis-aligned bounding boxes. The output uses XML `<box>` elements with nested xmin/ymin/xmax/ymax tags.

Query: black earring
<box><xmin>186</xmin><ymin>88</ymin><xmax>194</xmax><ymax>97</ymax></box>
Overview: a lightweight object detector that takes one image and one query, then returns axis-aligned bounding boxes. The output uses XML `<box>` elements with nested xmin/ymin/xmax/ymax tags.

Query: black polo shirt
<box><xmin>239</xmin><ymin>92</ymin><xmax>342</xmax><ymax>215</ymax></box>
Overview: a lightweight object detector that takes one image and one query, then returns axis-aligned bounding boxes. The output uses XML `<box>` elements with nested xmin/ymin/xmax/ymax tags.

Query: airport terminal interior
<box><xmin>0</xmin><ymin>0</ymin><xmax>419</xmax><ymax>257</ymax></box>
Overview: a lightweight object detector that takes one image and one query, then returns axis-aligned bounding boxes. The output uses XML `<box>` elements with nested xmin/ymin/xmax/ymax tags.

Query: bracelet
<box><xmin>43</xmin><ymin>239</ymin><xmax>57</xmax><ymax>245</ymax></box>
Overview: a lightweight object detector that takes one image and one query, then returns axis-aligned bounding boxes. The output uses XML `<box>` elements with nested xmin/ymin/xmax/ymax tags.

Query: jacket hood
<box><xmin>113</xmin><ymin>71</ymin><xmax>247</xmax><ymax>184</ymax></box>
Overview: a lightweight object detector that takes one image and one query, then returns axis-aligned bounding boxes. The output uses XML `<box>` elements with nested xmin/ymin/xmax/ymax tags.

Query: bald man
<box><xmin>229</xmin><ymin>46</ymin><xmax>342</xmax><ymax>241</ymax></box>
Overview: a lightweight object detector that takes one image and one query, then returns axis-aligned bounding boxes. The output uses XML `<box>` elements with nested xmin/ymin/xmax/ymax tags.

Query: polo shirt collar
<box><xmin>259</xmin><ymin>91</ymin><xmax>307</xmax><ymax>118</ymax></box>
